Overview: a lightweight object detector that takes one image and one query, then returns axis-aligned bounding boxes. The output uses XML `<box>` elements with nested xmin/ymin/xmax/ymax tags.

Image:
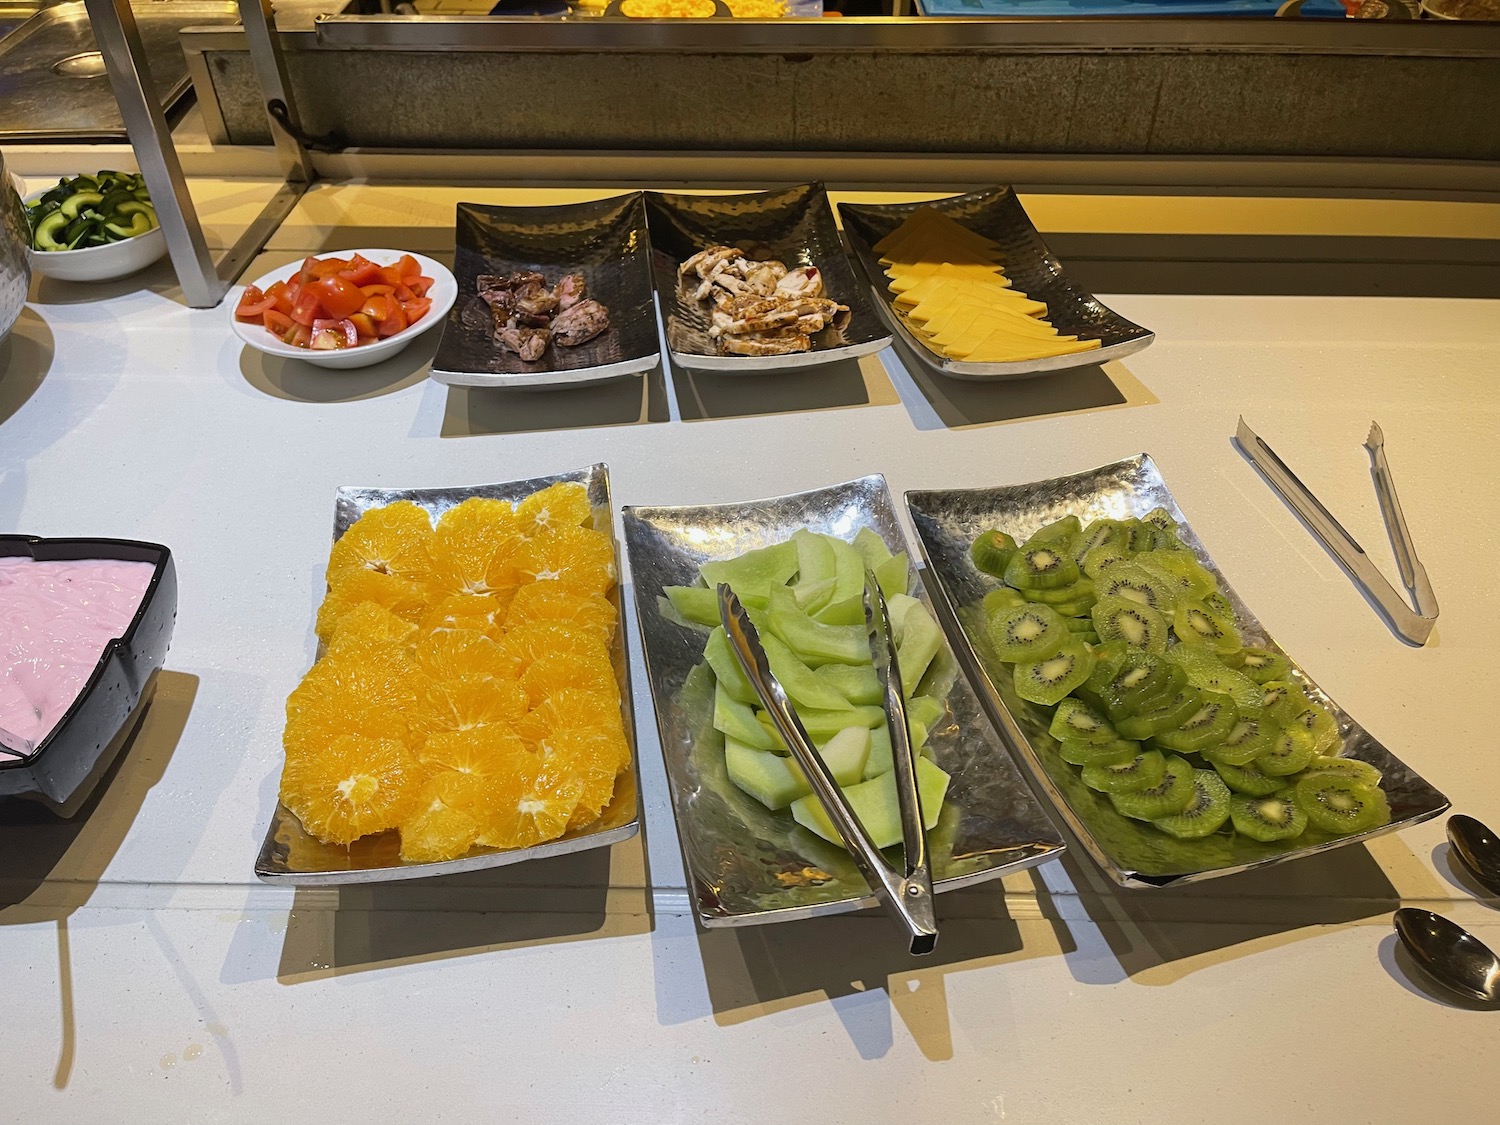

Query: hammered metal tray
<box><xmin>837</xmin><ymin>188</ymin><xmax>1154</xmax><ymax>381</ymax></box>
<box><xmin>643</xmin><ymin>183</ymin><xmax>891</xmax><ymax>373</ymax></box>
<box><xmin>905</xmin><ymin>455</ymin><xmax>1450</xmax><ymax>889</ymax></box>
<box><xmin>430</xmin><ymin>194</ymin><xmax>661</xmax><ymax>389</ymax></box>
<box><xmin>621</xmin><ymin>475</ymin><xmax>1065</xmax><ymax>928</ymax></box>
<box><xmin>255</xmin><ymin>463</ymin><xmax>641</xmax><ymax>885</ymax></box>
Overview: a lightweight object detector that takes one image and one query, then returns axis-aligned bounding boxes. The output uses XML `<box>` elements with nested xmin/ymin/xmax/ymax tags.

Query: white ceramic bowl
<box><xmin>23</xmin><ymin>187</ymin><xmax>169</xmax><ymax>283</ymax></box>
<box><xmin>230</xmin><ymin>249</ymin><xmax>457</xmax><ymax>370</ymax></box>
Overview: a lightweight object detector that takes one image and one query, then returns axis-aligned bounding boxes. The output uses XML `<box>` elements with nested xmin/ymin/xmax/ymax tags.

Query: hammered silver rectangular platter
<box><xmin>905</xmin><ymin>454</ymin><xmax>1450</xmax><ymax>889</ymax></box>
<box><xmin>430</xmin><ymin>194</ymin><xmax>661</xmax><ymax>389</ymax></box>
<box><xmin>621</xmin><ymin>475</ymin><xmax>1065</xmax><ymax>928</ymax></box>
<box><xmin>837</xmin><ymin>187</ymin><xmax>1154</xmax><ymax>381</ymax></box>
<box><xmin>254</xmin><ymin>463</ymin><xmax>641</xmax><ymax>885</ymax></box>
<box><xmin>643</xmin><ymin>182</ymin><xmax>892</xmax><ymax>373</ymax></box>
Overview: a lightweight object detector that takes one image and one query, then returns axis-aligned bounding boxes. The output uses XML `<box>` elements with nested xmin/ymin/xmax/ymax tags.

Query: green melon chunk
<box><xmin>714</xmin><ymin>682</ymin><xmax>775</xmax><ymax>749</ymax></box>
<box><xmin>760</xmin><ymin>632</ymin><xmax>855</xmax><ymax>713</ymax></box>
<box><xmin>767</xmin><ymin>585</ymin><xmax>871</xmax><ymax>667</ymax></box>
<box><xmin>826</xmin><ymin>533</ymin><xmax>869</xmax><ymax>606</ymax></box>
<box><xmin>853</xmin><ymin>527</ymin><xmax>893</xmax><ymax>569</ymax></box>
<box><xmin>796</xmin><ymin>725</ymin><xmax>872</xmax><ymax>787</ymax></box>
<box><xmin>814</xmin><ymin>662</ymin><xmax>883</xmax><ymax>706</ymax></box>
<box><xmin>725</xmin><ymin>737</ymin><xmax>808</xmax><ymax>809</ymax></box>
<box><xmin>791</xmin><ymin>756</ymin><xmax>952</xmax><ymax>850</ymax></box>
<box><xmin>874</xmin><ymin>553</ymin><xmax>910</xmax><ymax>600</ymax></box>
<box><xmin>792</xmin><ymin>531</ymin><xmax>837</xmax><ymax>613</ymax></box>
<box><xmin>700</xmin><ymin>539</ymin><xmax>799</xmax><ymax>603</ymax></box>
<box><xmin>663</xmin><ymin>585</ymin><xmax>722</xmax><ymax>628</ymax></box>
<box><xmin>894</xmin><ymin>601</ymin><xmax>944</xmax><ymax>696</ymax></box>
<box><xmin>862</xmin><ymin>717</ymin><xmax>932</xmax><ymax>779</ymax></box>
<box><xmin>793</xmin><ymin>577</ymin><xmax>836</xmax><ymax>614</ymax></box>
<box><xmin>813</xmin><ymin>594</ymin><xmax>866</xmax><ymax>626</ymax></box>
<box><xmin>703</xmin><ymin>627</ymin><xmax>757</xmax><ymax>704</ymax></box>
<box><xmin>757</xmin><ymin>703</ymin><xmax>886</xmax><ymax>743</ymax></box>
<box><xmin>905</xmin><ymin>695</ymin><xmax>945</xmax><ymax>733</ymax></box>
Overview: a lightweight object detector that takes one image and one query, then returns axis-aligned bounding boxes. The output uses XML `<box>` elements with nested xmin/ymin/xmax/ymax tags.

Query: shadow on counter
<box><xmin>670</xmin><ymin>353</ymin><xmax>898</xmax><ymax>422</ymax></box>
<box><xmin>1033</xmin><ymin>836</ymin><xmax>1400</xmax><ymax>986</ymax></box>
<box><xmin>237</xmin><ymin>326</ymin><xmax>437</xmax><ymax>403</ymax></box>
<box><xmin>440</xmin><ymin>365</ymin><xmax>671</xmax><ymax>436</ymax></box>
<box><xmin>0</xmin><ymin>306</ymin><xmax>54</xmax><ymax>429</ymax></box>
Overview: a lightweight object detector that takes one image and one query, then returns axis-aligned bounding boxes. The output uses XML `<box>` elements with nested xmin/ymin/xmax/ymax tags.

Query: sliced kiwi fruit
<box><xmin>982</xmin><ymin>587</ymin><xmax>1027</xmax><ymax>615</ymax></box>
<box><xmin>1109</xmin><ymin>755</ymin><xmax>1197</xmax><ymax>820</ymax></box>
<box><xmin>1172</xmin><ymin>599</ymin><xmax>1242</xmax><ymax>655</ymax></box>
<box><xmin>1049</xmin><ymin>697</ymin><xmax>1118</xmax><ymax>745</ymax></box>
<box><xmin>1152</xmin><ymin>769</ymin><xmax>1232</xmax><ymax>838</ymax></box>
<box><xmin>1152</xmin><ymin>691</ymin><xmax>1238</xmax><ymax>753</ymax></box>
<box><xmin>1259</xmin><ymin>680</ymin><xmax>1311</xmax><ymax>723</ymax></box>
<box><xmin>1236</xmin><ymin>647</ymin><xmax>1290</xmax><ymax>684</ymax></box>
<box><xmin>1065</xmin><ymin>616</ymin><xmax>1099</xmax><ymax>633</ymax></box>
<box><xmin>971</xmin><ymin>529</ymin><xmax>1018</xmax><ymax>579</ymax></box>
<box><xmin>1140</xmin><ymin>507</ymin><xmax>1178</xmax><ymax>533</ymax></box>
<box><xmin>1286</xmin><ymin>701</ymin><xmax>1341</xmax><ymax>755</ymax></box>
<box><xmin>1123</xmin><ymin>520</ymin><xmax>1163</xmax><ymax>553</ymax></box>
<box><xmin>1300</xmin><ymin>755</ymin><xmax>1383</xmax><ymax>788</ymax></box>
<box><xmin>1255</xmin><ymin>725</ymin><xmax>1317</xmax><ymax>776</ymax></box>
<box><xmin>1229</xmin><ymin>789</ymin><xmax>1308</xmax><ymax>842</ymax></box>
<box><xmin>1133</xmin><ymin>550</ymin><xmax>1217</xmax><ymax>601</ymax></box>
<box><xmin>1203</xmin><ymin>590</ymin><xmax>1237</xmax><ymax>622</ymax></box>
<box><xmin>1164</xmin><ymin>642</ymin><xmax>1262</xmax><ymax>711</ymax></box>
<box><xmin>1071</xmin><ymin>519</ymin><xmax>1126</xmax><ymax>562</ymax></box>
<box><xmin>985</xmin><ymin>601</ymin><xmax>1068</xmax><ymax>662</ymax></box>
<box><xmin>1004</xmin><ymin>540</ymin><xmax>1082</xmax><ymax>590</ymax></box>
<box><xmin>1030</xmin><ymin>515</ymin><xmax>1083</xmax><ymax>546</ymax></box>
<box><xmin>1081</xmin><ymin>541</ymin><xmax>1133</xmax><ymax>579</ymax></box>
<box><xmin>1294</xmin><ymin>775</ymin><xmax>1391</xmax><ymax>834</ymax></box>
<box><xmin>1212</xmin><ymin>759</ymin><xmax>1286</xmax><ymax>797</ymax></box>
<box><xmin>1116</xmin><ymin>686</ymin><xmax>1205</xmax><ymax>740</ymax></box>
<box><xmin>1082</xmin><ymin>749</ymin><xmax>1169</xmax><ymax>794</ymax></box>
<box><xmin>1057</xmin><ymin>737</ymin><xmax>1141</xmax><ymax>767</ymax></box>
<box><xmin>1091</xmin><ymin>594</ymin><xmax>1169</xmax><ymax>653</ymax></box>
<box><xmin>1096</xmin><ymin>562</ymin><xmax>1175</xmax><ymax>613</ymax></box>
<box><xmin>1047</xmin><ymin>594</ymin><xmax>1100</xmax><ymax>619</ymax></box>
<box><xmin>1024</xmin><ymin>577</ymin><xmax>1096</xmax><ymax>607</ymax></box>
<box><xmin>1200</xmin><ymin>716</ymin><xmax>1279</xmax><ymax>767</ymax></box>
<box><xmin>1013</xmin><ymin>638</ymin><xmax>1095</xmax><ymax>706</ymax></box>
<box><xmin>1095</xmin><ymin>652</ymin><xmax>1186</xmax><ymax>720</ymax></box>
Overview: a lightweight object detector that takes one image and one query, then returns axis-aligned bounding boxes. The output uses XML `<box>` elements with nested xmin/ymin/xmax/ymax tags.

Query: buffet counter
<box><xmin>2</xmin><ymin>176</ymin><xmax>1499</xmax><ymax>1122</ymax></box>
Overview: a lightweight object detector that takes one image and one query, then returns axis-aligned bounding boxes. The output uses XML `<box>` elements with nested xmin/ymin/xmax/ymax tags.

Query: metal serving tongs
<box><xmin>717</xmin><ymin>577</ymin><xmax>939</xmax><ymax>955</ymax></box>
<box><xmin>1235</xmin><ymin>416</ymin><xmax>1439</xmax><ymax>646</ymax></box>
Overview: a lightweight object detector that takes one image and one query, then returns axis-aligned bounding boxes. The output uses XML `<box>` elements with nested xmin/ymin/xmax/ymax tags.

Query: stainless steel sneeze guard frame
<box><xmin>254</xmin><ymin>463</ymin><xmax>642</xmax><ymax>886</ymax></box>
<box><xmin>905</xmin><ymin>454</ymin><xmax>1451</xmax><ymax>890</ymax></box>
<box><xmin>621</xmin><ymin>475</ymin><xmax>1065</xmax><ymax>929</ymax></box>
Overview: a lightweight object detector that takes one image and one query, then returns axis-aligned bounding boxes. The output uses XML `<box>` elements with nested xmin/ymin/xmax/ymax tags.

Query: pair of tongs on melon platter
<box><xmin>717</xmin><ymin>573</ymin><xmax>938</xmax><ymax>955</ymax></box>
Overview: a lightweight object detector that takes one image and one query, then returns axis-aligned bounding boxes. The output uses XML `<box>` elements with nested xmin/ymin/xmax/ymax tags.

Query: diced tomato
<box><xmin>284</xmin><ymin>322</ymin><xmax>313</xmax><ymax>348</ymax></box>
<box><xmin>290</xmin><ymin>287</ymin><xmax>324</xmax><ymax>327</ymax></box>
<box><xmin>348</xmin><ymin>312</ymin><xmax>378</xmax><ymax>338</ymax></box>
<box><xmin>264</xmin><ymin>309</ymin><xmax>295</xmax><ymax>338</ymax></box>
<box><xmin>360</xmin><ymin>294</ymin><xmax>392</xmax><ymax>322</ymax></box>
<box><xmin>313</xmin><ymin>318</ymin><xmax>360</xmax><ymax>348</ymax></box>
<box><xmin>308</xmin><ymin>256</ymin><xmax>351</xmax><ymax>280</ymax></box>
<box><xmin>337</xmin><ymin>253</ymin><xmax>383</xmax><ymax>287</ymax></box>
<box><xmin>310</xmin><ymin>329</ymin><xmax>345</xmax><ymax>351</ymax></box>
<box><xmin>296</xmin><ymin>256</ymin><xmax>320</xmax><ymax>285</ymax></box>
<box><xmin>375</xmin><ymin>300</ymin><xmax>408</xmax><ymax>337</ymax></box>
<box><xmin>396</xmin><ymin>254</ymin><xmax>421</xmax><ymax>281</ymax></box>
<box><xmin>235</xmin><ymin>285</ymin><xmax>275</xmax><ymax>320</ymax></box>
<box><xmin>360</xmin><ymin>284</ymin><xmax>395</xmax><ymax>298</ymax></box>
<box><xmin>402</xmin><ymin>296</ymin><xmax>432</xmax><ymax>324</ymax></box>
<box><xmin>407</xmin><ymin>276</ymin><xmax>433</xmax><ymax>298</ymax></box>
<box><xmin>265</xmin><ymin>280</ymin><xmax>293</xmax><ymax>316</ymax></box>
<box><xmin>312</xmin><ymin>276</ymin><xmax>365</xmax><ymax>320</ymax></box>
<box><xmin>376</xmin><ymin>265</ymin><xmax>405</xmax><ymax>288</ymax></box>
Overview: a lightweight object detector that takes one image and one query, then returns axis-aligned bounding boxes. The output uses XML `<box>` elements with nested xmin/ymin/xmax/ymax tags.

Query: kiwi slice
<box><xmin>1049</xmin><ymin>697</ymin><xmax>1118</xmax><ymax>745</ymax></box>
<box><xmin>1152</xmin><ymin>691</ymin><xmax>1238</xmax><ymax>753</ymax></box>
<box><xmin>1097</xmin><ymin>562</ymin><xmax>1175</xmax><ymax>613</ymax></box>
<box><xmin>1071</xmin><ymin>519</ymin><xmax>1126</xmax><ymax>562</ymax></box>
<box><xmin>1133</xmin><ymin>550</ymin><xmax>1217</xmax><ymax>601</ymax></box>
<box><xmin>1049</xmin><ymin>595</ymin><xmax>1100</xmax><ymax>619</ymax></box>
<box><xmin>1236</xmin><ymin>647</ymin><xmax>1290</xmax><ymax>684</ymax></box>
<box><xmin>1256</xmin><ymin>725</ymin><xmax>1317</xmax><ymax>776</ymax></box>
<box><xmin>1260</xmin><ymin>680</ymin><xmax>1311</xmax><ymax>722</ymax></box>
<box><xmin>1065</xmin><ymin>616</ymin><xmax>1098</xmax><ymax>633</ymax></box>
<box><xmin>1024</xmin><ymin>577</ymin><xmax>1096</xmax><ymax>607</ymax></box>
<box><xmin>1203</xmin><ymin>591</ymin><xmax>1237</xmax><ymax>622</ymax></box>
<box><xmin>1140</xmin><ymin>507</ymin><xmax>1178</xmax><ymax>533</ymax></box>
<box><xmin>1164</xmin><ymin>642</ymin><xmax>1263</xmax><ymax>711</ymax></box>
<box><xmin>1173</xmin><ymin>599</ymin><xmax>1242</xmax><ymax>655</ymax></box>
<box><xmin>1300</xmin><ymin>755</ymin><xmax>1383</xmax><ymax>788</ymax></box>
<box><xmin>982</xmin><ymin>587</ymin><xmax>1027</xmax><ymax>615</ymax></box>
<box><xmin>1031</xmin><ymin>515</ymin><xmax>1083</xmax><ymax>546</ymax></box>
<box><xmin>1013</xmin><ymin>638</ymin><xmax>1095</xmax><ymax>706</ymax></box>
<box><xmin>1109</xmin><ymin>755</ymin><xmax>1197</xmax><ymax>820</ymax></box>
<box><xmin>1294</xmin><ymin>775</ymin><xmax>1392</xmax><ymax>834</ymax></box>
<box><xmin>1212</xmin><ymin>759</ymin><xmax>1286</xmax><ymax>797</ymax></box>
<box><xmin>971</xmin><ymin>530</ymin><xmax>1018</xmax><ymax>579</ymax></box>
<box><xmin>1081</xmin><ymin>541</ymin><xmax>1133</xmax><ymax>578</ymax></box>
<box><xmin>1200</xmin><ymin>716</ymin><xmax>1279</xmax><ymax>766</ymax></box>
<box><xmin>1058</xmin><ymin>737</ymin><xmax>1141</xmax><ymax>767</ymax></box>
<box><xmin>1286</xmin><ymin>701</ymin><xmax>1341</xmax><ymax>755</ymax></box>
<box><xmin>1229</xmin><ymin>789</ymin><xmax>1308</xmax><ymax>842</ymax></box>
<box><xmin>1004</xmin><ymin>541</ymin><xmax>1082</xmax><ymax>590</ymax></box>
<box><xmin>1091</xmin><ymin>594</ymin><xmax>1169</xmax><ymax>653</ymax></box>
<box><xmin>1082</xmin><ymin>749</ymin><xmax>1169</xmax><ymax>794</ymax></box>
<box><xmin>1095</xmin><ymin>653</ymin><xmax>1186</xmax><ymax>720</ymax></box>
<box><xmin>1152</xmin><ymin>769</ymin><xmax>1232</xmax><ymax>838</ymax></box>
<box><xmin>1115</xmin><ymin>686</ymin><xmax>1204</xmax><ymax>740</ymax></box>
<box><xmin>985</xmin><ymin>601</ymin><xmax>1068</xmax><ymax>662</ymax></box>
<box><xmin>1123</xmin><ymin>520</ymin><xmax>1163</xmax><ymax>553</ymax></box>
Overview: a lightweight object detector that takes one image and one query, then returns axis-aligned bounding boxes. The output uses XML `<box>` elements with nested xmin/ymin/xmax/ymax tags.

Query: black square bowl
<box><xmin>0</xmin><ymin>536</ymin><xmax>177</xmax><ymax>811</ymax></box>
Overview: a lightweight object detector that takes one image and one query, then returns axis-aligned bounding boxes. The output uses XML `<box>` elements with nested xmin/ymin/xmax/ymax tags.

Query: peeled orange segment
<box><xmin>516</xmin><ymin>688</ymin><xmax>630</xmax><ymax>771</ymax></box>
<box><xmin>280</xmin><ymin>732</ymin><xmax>423</xmax><ymax>846</ymax></box>
<box><xmin>326</xmin><ymin>500</ymin><xmax>434</xmax><ymax>587</ymax></box>
<box><xmin>425</xmin><ymin>497</ymin><xmax>525</xmax><ymax>601</ymax></box>
<box><xmin>323</xmin><ymin>602</ymin><xmax>419</xmax><ymax>656</ymax></box>
<box><xmin>419</xmin><ymin>725</ymin><xmax>531</xmax><ymax>778</ymax></box>
<box><xmin>285</xmin><ymin>647</ymin><xmax>420</xmax><ymax>747</ymax></box>
<box><xmin>538</xmin><ymin>728</ymin><xmax>622</xmax><ymax>829</ymax></box>
<box><xmin>415</xmin><ymin>628</ymin><xmax>523</xmax><ymax>683</ymax></box>
<box><xmin>503</xmin><ymin>585</ymin><xmax>616</xmax><ymax>644</ymax></box>
<box><xmin>516</xmin><ymin>526</ymin><xmax>617</xmax><ymax>596</ymax></box>
<box><xmin>420</xmin><ymin>592</ymin><xmax>511</xmax><ymax>640</ymax></box>
<box><xmin>411</xmin><ymin>676</ymin><xmax>531</xmax><ymax>741</ymax></box>
<box><xmin>399</xmin><ymin>771</ymin><xmax>483</xmax><ymax>863</ymax></box>
<box><xmin>498</xmin><ymin>621</ymin><xmax>609</xmax><ymax>673</ymax></box>
<box><xmin>521</xmin><ymin>649</ymin><xmax>620</xmax><ymax>709</ymax></box>
<box><xmin>515</xmin><ymin>481</ymin><xmax>593</xmax><ymax>537</ymax></box>
<box><xmin>475</xmin><ymin>754</ymin><xmax>584</xmax><ymax>850</ymax></box>
<box><xmin>316</xmin><ymin>567</ymin><xmax>429</xmax><ymax>644</ymax></box>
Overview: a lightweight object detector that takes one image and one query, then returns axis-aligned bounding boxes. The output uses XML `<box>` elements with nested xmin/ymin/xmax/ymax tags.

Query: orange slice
<box><xmin>498</xmin><ymin>621</ymin><xmax>608</xmax><ymax>673</ymax></box>
<box><xmin>515</xmin><ymin>481</ymin><xmax>593</xmax><ymax>537</ymax></box>
<box><xmin>323</xmin><ymin>602</ymin><xmax>419</xmax><ymax>656</ymax></box>
<box><xmin>539</xmin><ymin>727</ymin><xmax>621</xmax><ymax>829</ymax></box>
<box><xmin>399</xmin><ymin>770</ymin><xmax>483</xmax><ymax>863</ymax></box>
<box><xmin>515</xmin><ymin>526</ymin><xmax>616</xmax><ymax>596</ymax></box>
<box><xmin>421</xmin><ymin>592</ymin><xmax>511</xmax><ymax>640</ymax></box>
<box><xmin>515</xmin><ymin>688</ymin><xmax>630</xmax><ymax>772</ymax></box>
<box><xmin>475</xmin><ymin>753</ymin><xmax>583</xmax><ymax>850</ymax></box>
<box><xmin>326</xmin><ymin>500</ymin><xmax>434</xmax><ymax>587</ymax></box>
<box><xmin>284</xmin><ymin>647</ymin><xmax>420</xmax><ymax>752</ymax></box>
<box><xmin>521</xmin><ymin>649</ymin><xmax>620</xmax><ymax>709</ymax></box>
<box><xmin>280</xmin><ymin>732</ymin><xmax>423</xmax><ymax>846</ymax></box>
<box><xmin>503</xmin><ymin>585</ymin><xmax>616</xmax><ymax>644</ymax></box>
<box><xmin>315</xmin><ymin>567</ymin><xmax>428</xmax><ymax>643</ymax></box>
<box><xmin>425</xmin><ymin>497</ymin><xmax>525</xmax><ymax>601</ymax></box>
<box><xmin>415</xmin><ymin>628</ymin><xmax>523</xmax><ymax>683</ymax></box>
<box><xmin>411</xmin><ymin>676</ymin><xmax>531</xmax><ymax>741</ymax></box>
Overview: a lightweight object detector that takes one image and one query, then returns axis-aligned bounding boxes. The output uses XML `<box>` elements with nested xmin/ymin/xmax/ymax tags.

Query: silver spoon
<box><xmin>1393</xmin><ymin>907</ymin><xmax>1500</xmax><ymax>1003</ymax></box>
<box><xmin>1447</xmin><ymin>815</ymin><xmax>1500</xmax><ymax>897</ymax></box>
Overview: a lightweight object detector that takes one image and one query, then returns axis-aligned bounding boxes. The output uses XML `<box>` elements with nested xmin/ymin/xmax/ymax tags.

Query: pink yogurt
<box><xmin>0</xmin><ymin>557</ymin><xmax>157</xmax><ymax>758</ymax></box>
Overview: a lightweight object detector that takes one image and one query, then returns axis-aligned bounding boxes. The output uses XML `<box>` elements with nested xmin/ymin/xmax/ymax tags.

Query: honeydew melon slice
<box><xmin>791</xmin><ymin>756</ymin><xmax>952</xmax><ymax>850</ymax></box>
<box><xmin>663</xmin><ymin>585</ymin><xmax>721</xmax><ymax>628</ymax></box>
<box><xmin>792</xmin><ymin>530</ymin><xmax>836</xmax><ymax>613</ymax></box>
<box><xmin>704</xmin><ymin>626</ymin><xmax>757</xmax><ymax>704</ymax></box>
<box><xmin>725</xmin><ymin>737</ymin><xmax>807</xmax><ymax>809</ymax></box>
<box><xmin>756</xmin><ymin>704</ymin><xmax>887</xmax><ymax>743</ymax></box>
<box><xmin>874</xmin><ymin>552</ymin><xmax>910</xmax><ymax>600</ymax></box>
<box><xmin>767</xmin><ymin>586</ymin><xmax>870</xmax><ymax>667</ymax></box>
<box><xmin>715</xmin><ymin>681</ymin><xmax>775</xmax><ymax>749</ymax></box>
<box><xmin>905</xmin><ymin>694</ymin><xmax>946</xmax><ymax>734</ymax></box>
<box><xmin>793</xmin><ymin>577</ymin><xmax>836</xmax><ymax>614</ymax></box>
<box><xmin>825</xmin><ymin>532</ymin><xmax>868</xmax><ymax>608</ymax></box>
<box><xmin>760</xmin><ymin>632</ymin><xmax>855</xmax><ymax>713</ymax></box>
<box><xmin>700</xmin><ymin>539</ymin><xmax>798</xmax><ymax>605</ymax></box>
<box><xmin>814</xmin><ymin>661</ymin><xmax>883</xmax><ymax>706</ymax></box>
<box><xmin>852</xmin><ymin>527</ymin><xmax>892</xmax><ymax>569</ymax></box>
<box><xmin>862</xmin><ymin>716</ymin><xmax>934</xmax><ymax>779</ymax></box>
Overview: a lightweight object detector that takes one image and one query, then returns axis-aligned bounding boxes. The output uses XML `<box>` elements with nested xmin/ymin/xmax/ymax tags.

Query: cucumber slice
<box><xmin>31</xmin><ymin>209</ymin><xmax>69</xmax><ymax>251</ymax></box>
<box><xmin>59</xmin><ymin>190</ymin><xmax>104</xmax><ymax>220</ymax></box>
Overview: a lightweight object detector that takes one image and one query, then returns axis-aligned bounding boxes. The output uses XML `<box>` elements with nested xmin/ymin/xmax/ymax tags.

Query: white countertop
<box><xmin>3</xmin><ymin>180</ymin><xmax>1499</xmax><ymax>1123</ymax></box>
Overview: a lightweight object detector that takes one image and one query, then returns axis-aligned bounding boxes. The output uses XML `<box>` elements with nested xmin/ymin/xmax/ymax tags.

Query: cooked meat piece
<box><xmin>775</xmin><ymin>266</ymin><xmax>824</xmax><ymax>299</ymax></box>
<box><xmin>714</xmin><ymin>296</ymin><xmax>845</xmax><ymax>337</ymax></box>
<box><xmin>512</xmin><ymin>279</ymin><xmax>560</xmax><ymax>327</ymax></box>
<box><xmin>743</xmin><ymin>260</ymin><xmax>787</xmax><ymax>295</ymax></box>
<box><xmin>553</xmin><ymin>273</ymin><xmax>587</xmax><ymax>310</ymax></box>
<box><xmin>718</xmin><ymin>329</ymin><xmax>811</xmax><ymax>357</ymax></box>
<box><xmin>495</xmin><ymin>322</ymin><xmax>551</xmax><ymax>362</ymax></box>
<box><xmin>552</xmin><ymin>299</ymin><xmax>610</xmax><ymax>347</ymax></box>
<box><xmin>679</xmin><ymin>245</ymin><xmax>744</xmax><ymax>281</ymax></box>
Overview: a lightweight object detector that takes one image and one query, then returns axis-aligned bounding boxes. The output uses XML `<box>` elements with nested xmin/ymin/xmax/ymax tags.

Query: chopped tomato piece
<box><xmin>396</xmin><ymin>254</ymin><xmax>422</xmax><ymax>280</ymax></box>
<box><xmin>284</xmin><ymin>322</ymin><xmax>313</xmax><ymax>348</ymax></box>
<box><xmin>375</xmin><ymin>300</ymin><xmax>408</xmax><ymax>337</ymax></box>
<box><xmin>360</xmin><ymin>294</ymin><xmax>392</xmax><ymax>322</ymax></box>
<box><xmin>376</xmin><ymin>265</ymin><xmax>405</xmax><ymax>288</ymax></box>
<box><xmin>235</xmin><ymin>285</ymin><xmax>275</xmax><ymax>320</ymax></box>
<box><xmin>407</xmin><ymin>276</ymin><xmax>433</xmax><ymax>298</ymax></box>
<box><xmin>313</xmin><ymin>318</ymin><xmax>360</xmax><ymax>348</ymax></box>
<box><xmin>308</xmin><ymin>256</ymin><xmax>351</xmax><ymax>280</ymax></box>
<box><xmin>263</xmin><ymin>309</ymin><xmax>295</xmax><ymax>338</ymax></box>
<box><xmin>310</xmin><ymin>329</ymin><xmax>346</xmax><ymax>350</ymax></box>
<box><xmin>402</xmin><ymin>296</ymin><xmax>432</xmax><ymax>323</ymax></box>
<box><xmin>360</xmin><ymin>284</ymin><xmax>395</xmax><ymax>298</ymax></box>
<box><xmin>265</xmin><ymin>280</ymin><xmax>293</xmax><ymax>316</ymax></box>
<box><xmin>337</xmin><ymin>253</ymin><xmax>383</xmax><ymax>287</ymax></box>
<box><xmin>348</xmin><ymin>312</ymin><xmax>378</xmax><ymax>338</ymax></box>
<box><xmin>312</xmin><ymin>276</ymin><xmax>365</xmax><ymax>320</ymax></box>
<box><xmin>290</xmin><ymin>288</ymin><xmax>323</xmax><ymax>327</ymax></box>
